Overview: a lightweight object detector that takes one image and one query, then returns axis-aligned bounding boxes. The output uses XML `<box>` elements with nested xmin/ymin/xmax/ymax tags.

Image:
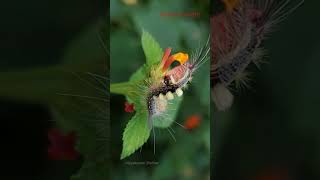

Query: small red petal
<box><xmin>161</xmin><ymin>48</ymin><xmax>172</xmax><ymax>67</ymax></box>
<box><xmin>124</xmin><ymin>102</ymin><xmax>135</xmax><ymax>113</ymax></box>
<box><xmin>184</xmin><ymin>115</ymin><xmax>201</xmax><ymax>130</ymax></box>
<box><xmin>47</xmin><ymin>128</ymin><xmax>79</xmax><ymax>160</ymax></box>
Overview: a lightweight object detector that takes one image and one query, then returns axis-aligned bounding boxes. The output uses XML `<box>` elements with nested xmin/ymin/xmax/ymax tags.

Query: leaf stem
<box><xmin>110</xmin><ymin>82</ymin><xmax>133</xmax><ymax>95</ymax></box>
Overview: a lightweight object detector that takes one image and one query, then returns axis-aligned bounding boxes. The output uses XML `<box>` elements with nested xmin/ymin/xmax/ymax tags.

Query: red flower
<box><xmin>124</xmin><ymin>102</ymin><xmax>135</xmax><ymax>113</ymax></box>
<box><xmin>184</xmin><ymin>115</ymin><xmax>201</xmax><ymax>130</ymax></box>
<box><xmin>48</xmin><ymin>128</ymin><xmax>79</xmax><ymax>160</ymax></box>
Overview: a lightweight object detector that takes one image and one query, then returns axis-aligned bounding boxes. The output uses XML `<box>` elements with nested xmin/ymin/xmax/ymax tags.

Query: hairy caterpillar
<box><xmin>146</xmin><ymin>37</ymin><xmax>210</xmax><ymax>129</ymax></box>
<box><xmin>211</xmin><ymin>0</ymin><xmax>304</xmax><ymax>111</ymax></box>
<box><xmin>111</xmin><ymin>32</ymin><xmax>210</xmax><ymax>158</ymax></box>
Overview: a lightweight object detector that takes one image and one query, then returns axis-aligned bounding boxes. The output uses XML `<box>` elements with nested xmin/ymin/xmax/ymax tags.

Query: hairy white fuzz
<box><xmin>212</xmin><ymin>83</ymin><xmax>234</xmax><ymax>111</ymax></box>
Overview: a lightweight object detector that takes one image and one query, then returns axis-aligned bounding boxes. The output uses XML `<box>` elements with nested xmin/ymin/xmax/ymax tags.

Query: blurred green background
<box><xmin>0</xmin><ymin>0</ymin><xmax>106</xmax><ymax>179</ymax></box>
<box><xmin>212</xmin><ymin>1</ymin><xmax>320</xmax><ymax>180</ymax></box>
<box><xmin>110</xmin><ymin>0</ymin><xmax>210</xmax><ymax>179</ymax></box>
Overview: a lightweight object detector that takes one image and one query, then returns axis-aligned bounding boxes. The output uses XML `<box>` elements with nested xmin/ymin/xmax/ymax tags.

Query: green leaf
<box><xmin>152</xmin><ymin>96</ymin><xmax>183</xmax><ymax>128</ymax></box>
<box><xmin>141</xmin><ymin>30</ymin><xmax>163</xmax><ymax>66</ymax></box>
<box><xmin>121</xmin><ymin>111</ymin><xmax>150</xmax><ymax>159</ymax></box>
<box><xmin>129</xmin><ymin>65</ymin><xmax>147</xmax><ymax>82</ymax></box>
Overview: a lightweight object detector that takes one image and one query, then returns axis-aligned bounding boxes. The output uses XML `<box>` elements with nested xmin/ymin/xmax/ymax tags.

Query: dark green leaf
<box><xmin>141</xmin><ymin>30</ymin><xmax>163</xmax><ymax>66</ymax></box>
<box><xmin>121</xmin><ymin>111</ymin><xmax>150</xmax><ymax>159</ymax></box>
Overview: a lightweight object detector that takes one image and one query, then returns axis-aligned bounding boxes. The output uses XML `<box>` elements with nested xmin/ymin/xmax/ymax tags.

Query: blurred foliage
<box><xmin>0</xmin><ymin>18</ymin><xmax>109</xmax><ymax>180</ymax></box>
<box><xmin>212</xmin><ymin>0</ymin><xmax>320</xmax><ymax>179</ymax></box>
<box><xmin>111</xmin><ymin>0</ymin><xmax>210</xmax><ymax>179</ymax></box>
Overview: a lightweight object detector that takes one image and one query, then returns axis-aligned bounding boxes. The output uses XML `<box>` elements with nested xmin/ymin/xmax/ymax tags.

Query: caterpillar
<box><xmin>147</xmin><ymin>37</ymin><xmax>210</xmax><ymax>129</ymax></box>
<box><xmin>211</xmin><ymin>0</ymin><xmax>304</xmax><ymax>111</ymax></box>
<box><xmin>111</xmin><ymin>31</ymin><xmax>210</xmax><ymax>158</ymax></box>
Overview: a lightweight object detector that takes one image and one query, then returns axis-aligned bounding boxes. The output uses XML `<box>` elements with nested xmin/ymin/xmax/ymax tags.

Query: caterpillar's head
<box><xmin>161</xmin><ymin>48</ymin><xmax>192</xmax><ymax>88</ymax></box>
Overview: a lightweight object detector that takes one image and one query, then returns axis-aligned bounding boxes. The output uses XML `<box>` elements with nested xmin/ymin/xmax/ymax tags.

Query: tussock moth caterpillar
<box><xmin>211</xmin><ymin>0</ymin><xmax>304</xmax><ymax>110</ymax></box>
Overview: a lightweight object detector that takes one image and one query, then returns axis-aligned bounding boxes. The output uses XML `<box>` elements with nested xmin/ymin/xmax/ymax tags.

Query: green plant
<box><xmin>111</xmin><ymin>30</ymin><xmax>209</xmax><ymax>159</ymax></box>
